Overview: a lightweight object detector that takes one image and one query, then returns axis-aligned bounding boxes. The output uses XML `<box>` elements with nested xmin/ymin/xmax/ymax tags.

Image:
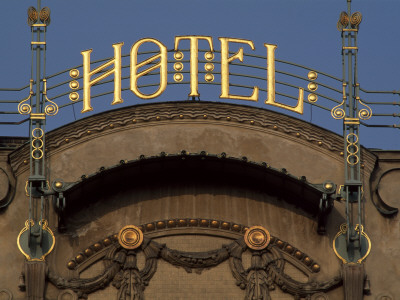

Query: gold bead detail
<box><xmin>285</xmin><ymin>245</ymin><xmax>294</xmax><ymax>253</ymax></box>
<box><xmin>226</xmin><ymin>116</ymin><xmax>231</xmax><ymax>121</ymax></box>
<box><xmin>75</xmin><ymin>254</ymin><xmax>84</xmax><ymax>263</ymax></box>
<box><xmin>174</xmin><ymin>62</ymin><xmax>183</xmax><ymax>71</ymax></box>
<box><xmin>250</xmin><ymin>120</ymin><xmax>255</xmax><ymax>125</ymax></box>
<box><xmin>200</xmin><ymin>219</ymin><xmax>209</xmax><ymax>227</ymax></box>
<box><xmin>303</xmin><ymin>257</ymin><xmax>312</xmax><ymax>265</ymax></box>
<box><xmin>205</xmin><ymin>73</ymin><xmax>214</xmax><ymax>82</ymax></box>
<box><xmin>295</xmin><ymin>251</ymin><xmax>303</xmax><ymax>259</ymax></box>
<box><xmin>93</xmin><ymin>243</ymin><xmax>102</xmax><ymax>251</ymax></box>
<box><xmin>273</xmin><ymin>125</ymin><xmax>278</xmax><ymax>130</ymax></box>
<box><xmin>211</xmin><ymin>220</ymin><xmax>219</xmax><ymax>228</ymax></box>
<box><xmin>204</xmin><ymin>52</ymin><xmax>214</xmax><ymax>60</ymax></box>
<box><xmin>203</xmin><ymin>114</ymin><xmax>207</xmax><ymax>119</ymax></box>
<box><xmin>318</xmin><ymin>141</ymin><xmax>323</xmax><ymax>146</ymax></box>
<box><xmin>69</xmin><ymin>92</ymin><xmax>79</xmax><ymax>102</ymax></box>
<box><xmin>67</xmin><ymin>261</ymin><xmax>76</xmax><ymax>270</ymax></box>
<box><xmin>156</xmin><ymin>221</ymin><xmax>166</xmax><ymax>229</ymax></box>
<box><xmin>174</xmin><ymin>51</ymin><xmax>183</xmax><ymax>60</ymax></box>
<box><xmin>308</xmin><ymin>82</ymin><xmax>318</xmax><ymax>91</ymax></box>
<box><xmin>296</xmin><ymin>133</ymin><xmax>300</xmax><ymax>137</ymax></box>
<box><xmin>54</xmin><ymin>181</ymin><xmax>63</xmax><ymax>189</ymax></box>
<box><xmin>69</xmin><ymin>80</ymin><xmax>79</xmax><ymax>89</ymax></box>
<box><xmin>174</xmin><ymin>73</ymin><xmax>183</xmax><ymax>82</ymax></box>
<box><xmin>146</xmin><ymin>223</ymin><xmax>155</xmax><ymax>231</ymax></box>
<box><xmin>189</xmin><ymin>219</ymin><xmax>198</xmax><ymax>226</ymax></box>
<box><xmin>312</xmin><ymin>264</ymin><xmax>320</xmax><ymax>272</ymax></box>
<box><xmin>221</xmin><ymin>222</ymin><xmax>230</xmax><ymax>229</ymax></box>
<box><xmin>308</xmin><ymin>71</ymin><xmax>317</xmax><ymax>81</ymax></box>
<box><xmin>204</xmin><ymin>63</ymin><xmax>214</xmax><ymax>72</ymax></box>
<box><xmin>232</xmin><ymin>224</ymin><xmax>241</xmax><ymax>232</ymax></box>
<box><xmin>308</xmin><ymin>94</ymin><xmax>318</xmax><ymax>103</ymax></box>
<box><xmin>70</xmin><ymin>69</ymin><xmax>79</xmax><ymax>78</ymax></box>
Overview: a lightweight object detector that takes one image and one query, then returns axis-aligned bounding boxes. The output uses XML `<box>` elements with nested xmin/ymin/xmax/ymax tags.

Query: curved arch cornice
<box><xmin>53</xmin><ymin>151</ymin><xmax>337</xmax><ymax>234</ymax></box>
<box><xmin>9</xmin><ymin>101</ymin><xmax>377</xmax><ymax>176</ymax></box>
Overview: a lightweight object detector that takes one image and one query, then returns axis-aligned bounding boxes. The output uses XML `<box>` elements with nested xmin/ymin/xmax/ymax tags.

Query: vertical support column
<box><xmin>332</xmin><ymin>1</ymin><xmax>371</xmax><ymax>299</ymax></box>
<box><xmin>17</xmin><ymin>2</ymin><xmax>56</xmax><ymax>300</ymax></box>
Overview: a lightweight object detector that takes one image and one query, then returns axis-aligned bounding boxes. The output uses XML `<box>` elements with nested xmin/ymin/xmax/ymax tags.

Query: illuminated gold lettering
<box><xmin>219</xmin><ymin>38</ymin><xmax>258</xmax><ymax>101</ymax></box>
<box><xmin>264</xmin><ymin>44</ymin><xmax>304</xmax><ymax>114</ymax></box>
<box><xmin>130</xmin><ymin>38</ymin><xmax>167</xmax><ymax>99</ymax></box>
<box><xmin>81</xmin><ymin>42</ymin><xmax>123</xmax><ymax>113</ymax></box>
<box><xmin>174</xmin><ymin>36</ymin><xmax>214</xmax><ymax>97</ymax></box>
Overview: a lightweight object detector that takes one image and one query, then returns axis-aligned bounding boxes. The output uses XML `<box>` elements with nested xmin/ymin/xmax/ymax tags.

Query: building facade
<box><xmin>0</xmin><ymin>101</ymin><xmax>398</xmax><ymax>299</ymax></box>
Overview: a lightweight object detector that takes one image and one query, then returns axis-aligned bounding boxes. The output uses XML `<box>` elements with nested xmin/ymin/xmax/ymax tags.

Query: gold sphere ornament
<box><xmin>308</xmin><ymin>82</ymin><xmax>318</xmax><ymax>91</ymax></box>
<box><xmin>308</xmin><ymin>71</ymin><xmax>318</xmax><ymax>81</ymax></box>
<box><xmin>204</xmin><ymin>52</ymin><xmax>214</xmax><ymax>61</ymax></box>
<box><xmin>54</xmin><ymin>181</ymin><xmax>63</xmax><ymax>189</ymax></box>
<box><xmin>174</xmin><ymin>51</ymin><xmax>183</xmax><ymax>60</ymax></box>
<box><xmin>174</xmin><ymin>62</ymin><xmax>183</xmax><ymax>71</ymax></box>
<box><xmin>244</xmin><ymin>226</ymin><xmax>271</xmax><ymax>250</ymax></box>
<box><xmin>69</xmin><ymin>80</ymin><xmax>79</xmax><ymax>89</ymax></box>
<box><xmin>69</xmin><ymin>69</ymin><xmax>79</xmax><ymax>78</ymax></box>
<box><xmin>204</xmin><ymin>63</ymin><xmax>214</xmax><ymax>72</ymax></box>
<box><xmin>205</xmin><ymin>73</ymin><xmax>214</xmax><ymax>82</ymax></box>
<box><xmin>118</xmin><ymin>225</ymin><xmax>143</xmax><ymax>250</ymax></box>
<box><xmin>308</xmin><ymin>94</ymin><xmax>318</xmax><ymax>103</ymax></box>
<box><xmin>69</xmin><ymin>92</ymin><xmax>79</xmax><ymax>102</ymax></box>
<box><xmin>174</xmin><ymin>73</ymin><xmax>183</xmax><ymax>82</ymax></box>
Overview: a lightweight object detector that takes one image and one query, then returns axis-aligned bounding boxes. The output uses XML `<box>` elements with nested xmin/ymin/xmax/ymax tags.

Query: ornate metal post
<box><xmin>332</xmin><ymin>1</ymin><xmax>372</xmax><ymax>299</ymax></box>
<box><xmin>17</xmin><ymin>1</ymin><xmax>57</xmax><ymax>299</ymax></box>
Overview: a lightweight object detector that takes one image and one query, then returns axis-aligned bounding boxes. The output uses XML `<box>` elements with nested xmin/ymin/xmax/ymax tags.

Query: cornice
<box><xmin>9</xmin><ymin>101</ymin><xmax>376</xmax><ymax>176</ymax></box>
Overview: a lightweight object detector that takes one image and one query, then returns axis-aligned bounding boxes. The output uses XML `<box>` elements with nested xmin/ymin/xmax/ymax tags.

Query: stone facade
<box><xmin>0</xmin><ymin>102</ymin><xmax>398</xmax><ymax>299</ymax></box>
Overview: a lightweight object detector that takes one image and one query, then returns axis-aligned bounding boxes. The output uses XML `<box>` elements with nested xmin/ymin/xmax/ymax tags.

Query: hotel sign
<box><xmin>70</xmin><ymin>36</ymin><xmax>304</xmax><ymax>114</ymax></box>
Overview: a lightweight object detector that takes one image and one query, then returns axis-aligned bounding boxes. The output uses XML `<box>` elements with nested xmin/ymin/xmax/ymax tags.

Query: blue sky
<box><xmin>1</xmin><ymin>0</ymin><xmax>400</xmax><ymax>149</ymax></box>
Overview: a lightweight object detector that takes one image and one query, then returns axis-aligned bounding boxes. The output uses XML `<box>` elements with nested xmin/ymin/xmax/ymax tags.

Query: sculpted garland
<box><xmin>39</xmin><ymin>224</ymin><xmax>341</xmax><ymax>300</ymax></box>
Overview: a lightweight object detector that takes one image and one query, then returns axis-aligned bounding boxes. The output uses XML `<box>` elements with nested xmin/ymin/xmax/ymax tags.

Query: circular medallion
<box><xmin>244</xmin><ymin>226</ymin><xmax>271</xmax><ymax>250</ymax></box>
<box><xmin>118</xmin><ymin>225</ymin><xmax>143</xmax><ymax>250</ymax></box>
